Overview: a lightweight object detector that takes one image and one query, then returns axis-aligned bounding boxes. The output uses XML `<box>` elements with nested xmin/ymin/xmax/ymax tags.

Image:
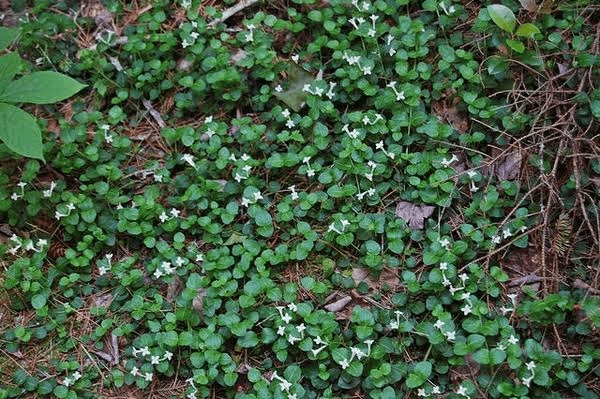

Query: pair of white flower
<box><xmin>302</xmin><ymin>156</ymin><xmax>315</xmax><ymax>177</ymax></box>
<box><xmin>130</xmin><ymin>366</ymin><xmax>153</xmax><ymax>381</ymax></box>
<box><xmin>62</xmin><ymin>371</ymin><xmax>82</xmax><ymax>387</ymax></box>
<box><xmin>159</xmin><ymin>208</ymin><xmax>181</xmax><ymax>223</ymax></box>
<box><xmin>338</xmin><ymin>339</ymin><xmax>374</xmax><ymax>369</ymax></box>
<box><xmin>328</xmin><ymin>219</ymin><xmax>350</xmax><ymax>235</ymax></box>
<box><xmin>9</xmin><ymin>235</ymin><xmax>47</xmax><ymax>255</ymax></box>
<box><xmin>342</xmin><ymin>123</ymin><xmax>360</xmax><ymax>139</ymax></box>
<box><xmin>55</xmin><ymin>203</ymin><xmax>76</xmax><ymax>220</ymax></box>
<box><xmin>241</xmin><ymin>191</ymin><xmax>263</xmax><ymax>207</ymax></box>
<box><xmin>432</xmin><ymin>319</ymin><xmax>456</xmax><ymax>341</ymax></box>
<box><xmin>386</xmin><ymin>81</ymin><xmax>405</xmax><ymax>101</ymax></box>
<box><xmin>417</xmin><ymin>385</ymin><xmax>441</xmax><ymax>396</ymax></box>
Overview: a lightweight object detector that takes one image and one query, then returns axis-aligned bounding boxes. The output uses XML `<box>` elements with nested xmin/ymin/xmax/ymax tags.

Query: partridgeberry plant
<box><xmin>1</xmin><ymin>0</ymin><xmax>599</xmax><ymax>398</ymax></box>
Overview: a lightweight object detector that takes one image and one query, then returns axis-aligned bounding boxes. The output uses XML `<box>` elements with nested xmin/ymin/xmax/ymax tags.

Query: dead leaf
<box><xmin>496</xmin><ymin>152</ymin><xmax>522</xmax><ymax>181</ymax></box>
<box><xmin>519</xmin><ymin>0</ymin><xmax>539</xmax><ymax>12</ymax></box>
<box><xmin>352</xmin><ymin>267</ymin><xmax>401</xmax><ymax>292</ymax></box>
<box><xmin>274</xmin><ymin>63</ymin><xmax>313</xmax><ymax>112</ymax></box>
<box><xmin>324</xmin><ymin>295</ymin><xmax>352</xmax><ymax>312</ymax></box>
<box><xmin>395</xmin><ymin>201</ymin><xmax>435</xmax><ymax>229</ymax></box>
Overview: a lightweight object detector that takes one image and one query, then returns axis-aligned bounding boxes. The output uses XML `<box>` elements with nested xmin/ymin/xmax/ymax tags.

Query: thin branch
<box><xmin>208</xmin><ymin>0</ymin><xmax>260</xmax><ymax>28</ymax></box>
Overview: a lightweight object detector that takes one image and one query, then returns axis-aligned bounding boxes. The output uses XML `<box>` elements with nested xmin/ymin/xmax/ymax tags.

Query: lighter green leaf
<box><xmin>516</xmin><ymin>23</ymin><xmax>541</xmax><ymax>37</ymax></box>
<box><xmin>0</xmin><ymin>27</ymin><xmax>19</xmax><ymax>51</ymax></box>
<box><xmin>0</xmin><ymin>103</ymin><xmax>44</xmax><ymax>160</ymax></box>
<box><xmin>0</xmin><ymin>71</ymin><xmax>86</xmax><ymax>104</ymax></box>
<box><xmin>487</xmin><ymin>4</ymin><xmax>516</xmax><ymax>33</ymax></box>
<box><xmin>506</xmin><ymin>39</ymin><xmax>525</xmax><ymax>53</ymax></box>
<box><xmin>0</xmin><ymin>52</ymin><xmax>20</xmax><ymax>90</ymax></box>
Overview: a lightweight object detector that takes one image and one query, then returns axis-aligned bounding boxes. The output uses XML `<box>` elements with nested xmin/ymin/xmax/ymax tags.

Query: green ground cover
<box><xmin>1</xmin><ymin>0</ymin><xmax>600</xmax><ymax>397</ymax></box>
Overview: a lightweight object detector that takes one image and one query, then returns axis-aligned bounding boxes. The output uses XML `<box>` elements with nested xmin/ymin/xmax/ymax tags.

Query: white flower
<box><xmin>461</xmin><ymin>292</ymin><xmax>471</xmax><ymax>301</ymax></box>
<box><xmin>182</xmin><ymin>39</ymin><xmax>191</xmax><ymax>48</ymax></box>
<box><xmin>306</xmin><ymin>169</ymin><xmax>315</xmax><ymax>177</ymax></box>
<box><xmin>190</xmin><ymin>31</ymin><xmax>199</xmax><ymax>40</ymax></box>
<box><xmin>195</xmin><ymin>253</ymin><xmax>204</xmax><ymax>262</ymax></box>
<box><xmin>502</xmin><ymin>228</ymin><xmax>513</xmax><ymax>239</ymax></box>
<box><xmin>314</xmin><ymin>87</ymin><xmax>324</xmax><ymax>96</ymax></box>
<box><xmin>151</xmin><ymin>355</ymin><xmax>160</xmax><ymax>365</ymax></box>
<box><xmin>470</xmin><ymin>180</ymin><xmax>479</xmax><ymax>192</ymax></box>
<box><xmin>164</xmin><ymin>351</ymin><xmax>173</xmax><ymax>360</ymax></box>
<box><xmin>526</xmin><ymin>361</ymin><xmax>536</xmax><ymax>371</ymax></box>
<box><xmin>350</xmin><ymin>347</ymin><xmax>366</xmax><ymax>360</ymax></box>
<box><xmin>281</xmin><ymin>109</ymin><xmax>290</xmax><ymax>118</ymax></box>
<box><xmin>11</xmin><ymin>192</ymin><xmax>19</xmax><ymax>201</ymax></box>
<box><xmin>175</xmin><ymin>257</ymin><xmax>185</xmax><ymax>267</ymax></box>
<box><xmin>314</xmin><ymin>336</ymin><xmax>326</xmax><ymax>346</ymax></box>
<box><xmin>241</xmin><ymin>197</ymin><xmax>250</xmax><ymax>207</ymax></box>
<box><xmin>139</xmin><ymin>346</ymin><xmax>150</xmax><ymax>356</ymax></box>
<box><xmin>170</xmin><ymin>209</ymin><xmax>181</xmax><ymax>218</ymax></box>
<box><xmin>432</xmin><ymin>386</ymin><xmax>441</xmax><ymax>394</ymax></box>
<box><xmin>98</xmin><ymin>266</ymin><xmax>109</xmax><ymax>275</ymax></box>
<box><xmin>144</xmin><ymin>372</ymin><xmax>153</xmax><ymax>381</ymax></box>
<box><xmin>456</xmin><ymin>384</ymin><xmax>468</xmax><ymax>397</ymax></box>
<box><xmin>253</xmin><ymin>191</ymin><xmax>263</xmax><ymax>201</ymax></box>
<box><xmin>441</xmin><ymin>154</ymin><xmax>459</xmax><ymax>167</ymax></box>
<box><xmin>281</xmin><ymin>313</ymin><xmax>292</xmax><ymax>324</ymax></box>
<box><xmin>491</xmin><ymin>235</ymin><xmax>501</xmax><ymax>244</ymax></box>
<box><xmin>66</xmin><ymin>203</ymin><xmax>75</xmax><ymax>211</ymax></box>
<box><xmin>461</xmin><ymin>304</ymin><xmax>473</xmax><ymax>315</ymax></box>
<box><xmin>275</xmin><ymin>85</ymin><xmax>283</xmax><ymax>92</ymax></box>
<box><xmin>459</xmin><ymin>273</ymin><xmax>469</xmax><ymax>283</ymax></box>
<box><xmin>445</xmin><ymin>330</ymin><xmax>456</xmax><ymax>341</ymax></box>
<box><xmin>241</xmin><ymin>153</ymin><xmax>251</xmax><ymax>161</ymax></box>
<box><xmin>508</xmin><ymin>335</ymin><xmax>519</xmax><ymax>345</ymax></box>
<box><xmin>500</xmin><ymin>306</ymin><xmax>513</xmax><ymax>315</ymax></box>
<box><xmin>279</xmin><ymin>379</ymin><xmax>292</xmax><ymax>392</ymax></box>
<box><xmin>159</xmin><ymin>212</ymin><xmax>169</xmax><ymax>223</ymax></box>
<box><xmin>389</xmin><ymin>320</ymin><xmax>399</xmax><ymax>329</ymax></box>
<box><xmin>182</xmin><ymin>154</ymin><xmax>195</xmax><ymax>168</ymax></box>
<box><xmin>367</xmin><ymin>188</ymin><xmax>376</xmax><ymax>196</ymax></box>
<box><xmin>62</xmin><ymin>377</ymin><xmax>72</xmax><ymax>387</ymax></box>
<box><xmin>339</xmin><ymin>358</ymin><xmax>350</xmax><ymax>369</ymax></box>
<box><xmin>296</xmin><ymin>323</ymin><xmax>306</xmax><ymax>336</ymax></box>
<box><xmin>287</xmin><ymin>335</ymin><xmax>300</xmax><ymax>345</ymax></box>
<box><xmin>277</xmin><ymin>325</ymin><xmax>286</xmax><ymax>336</ymax></box>
<box><xmin>434</xmin><ymin>320</ymin><xmax>445</xmax><ymax>329</ymax></box>
<box><xmin>439</xmin><ymin>262</ymin><xmax>448</xmax><ymax>271</ymax></box>
<box><xmin>522</xmin><ymin>375</ymin><xmax>533</xmax><ymax>387</ymax></box>
<box><xmin>439</xmin><ymin>237</ymin><xmax>451</xmax><ymax>249</ymax></box>
<box><xmin>507</xmin><ymin>293</ymin><xmax>518</xmax><ymax>305</ymax></box>
<box><xmin>418</xmin><ymin>388</ymin><xmax>426</xmax><ymax>397</ymax></box>
<box><xmin>286</xmin><ymin>119</ymin><xmax>295</xmax><ymax>129</ymax></box>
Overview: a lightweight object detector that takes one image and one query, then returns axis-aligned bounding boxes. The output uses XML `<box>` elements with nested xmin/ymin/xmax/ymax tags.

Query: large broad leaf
<box><xmin>0</xmin><ymin>27</ymin><xmax>19</xmax><ymax>51</ymax></box>
<box><xmin>0</xmin><ymin>103</ymin><xmax>44</xmax><ymax>160</ymax></box>
<box><xmin>0</xmin><ymin>52</ymin><xmax>20</xmax><ymax>90</ymax></box>
<box><xmin>0</xmin><ymin>71</ymin><xmax>86</xmax><ymax>104</ymax></box>
<box><xmin>487</xmin><ymin>4</ymin><xmax>516</xmax><ymax>33</ymax></box>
